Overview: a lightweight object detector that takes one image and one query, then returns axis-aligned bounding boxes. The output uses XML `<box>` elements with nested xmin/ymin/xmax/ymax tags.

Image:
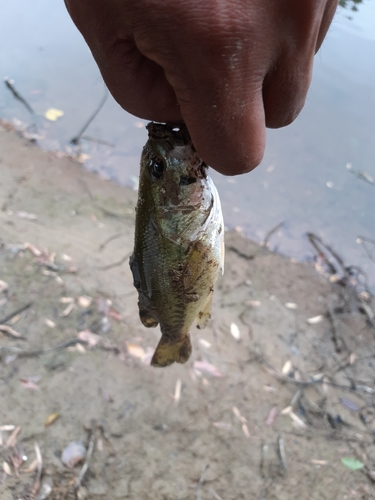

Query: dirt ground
<box><xmin>1</xmin><ymin>121</ymin><xmax>375</xmax><ymax>500</ymax></box>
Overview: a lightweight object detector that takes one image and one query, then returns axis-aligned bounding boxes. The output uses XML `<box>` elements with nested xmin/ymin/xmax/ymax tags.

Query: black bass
<box><xmin>130</xmin><ymin>122</ymin><xmax>224</xmax><ymax>367</ymax></box>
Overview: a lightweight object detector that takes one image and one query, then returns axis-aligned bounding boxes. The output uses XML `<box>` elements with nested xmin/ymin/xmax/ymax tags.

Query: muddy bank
<box><xmin>1</xmin><ymin>123</ymin><xmax>375</xmax><ymax>499</ymax></box>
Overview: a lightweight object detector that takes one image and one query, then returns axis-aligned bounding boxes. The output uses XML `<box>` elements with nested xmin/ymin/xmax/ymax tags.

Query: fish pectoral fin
<box><xmin>138</xmin><ymin>295</ymin><xmax>159</xmax><ymax>328</ymax></box>
<box><xmin>151</xmin><ymin>335</ymin><xmax>192</xmax><ymax>367</ymax></box>
<box><xmin>139</xmin><ymin>309</ymin><xmax>159</xmax><ymax>328</ymax></box>
<box><xmin>196</xmin><ymin>292</ymin><xmax>213</xmax><ymax>330</ymax></box>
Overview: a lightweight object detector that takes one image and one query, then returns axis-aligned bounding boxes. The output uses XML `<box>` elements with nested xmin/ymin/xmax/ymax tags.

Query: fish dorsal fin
<box><xmin>196</xmin><ymin>292</ymin><xmax>213</xmax><ymax>330</ymax></box>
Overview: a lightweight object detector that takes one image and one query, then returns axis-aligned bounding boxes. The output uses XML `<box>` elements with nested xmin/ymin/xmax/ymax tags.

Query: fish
<box><xmin>130</xmin><ymin>122</ymin><xmax>224</xmax><ymax>367</ymax></box>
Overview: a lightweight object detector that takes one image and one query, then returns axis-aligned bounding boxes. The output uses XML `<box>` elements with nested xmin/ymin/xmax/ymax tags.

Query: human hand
<box><xmin>65</xmin><ymin>0</ymin><xmax>337</xmax><ymax>175</ymax></box>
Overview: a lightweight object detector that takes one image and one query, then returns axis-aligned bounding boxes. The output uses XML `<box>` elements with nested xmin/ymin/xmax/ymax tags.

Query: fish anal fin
<box><xmin>151</xmin><ymin>335</ymin><xmax>192</xmax><ymax>367</ymax></box>
<box><xmin>196</xmin><ymin>292</ymin><xmax>213</xmax><ymax>330</ymax></box>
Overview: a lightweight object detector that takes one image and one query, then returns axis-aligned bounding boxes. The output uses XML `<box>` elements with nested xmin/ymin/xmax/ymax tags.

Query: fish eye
<box><xmin>149</xmin><ymin>158</ymin><xmax>164</xmax><ymax>180</ymax></box>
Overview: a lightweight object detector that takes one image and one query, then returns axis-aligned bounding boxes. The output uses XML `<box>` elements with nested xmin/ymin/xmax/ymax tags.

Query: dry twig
<box><xmin>277</xmin><ymin>436</ymin><xmax>287</xmax><ymax>473</ymax></box>
<box><xmin>0</xmin><ymin>302</ymin><xmax>33</xmax><ymax>325</ymax></box>
<box><xmin>30</xmin><ymin>442</ymin><xmax>42</xmax><ymax>497</ymax></box>
<box><xmin>4</xmin><ymin>78</ymin><xmax>34</xmax><ymax>115</ymax></box>
<box><xmin>75</xmin><ymin>431</ymin><xmax>96</xmax><ymax>490</ymax></box>
<box><xmin>70</xmin><ymin>89</ymin><xmax>108</xmax><ymax>145</ymax></box>
<box><xmin>196</xmin><ymin>464</ymin><xmax>209</xmax><ymax>500</ymax></box>
<box><xmin>262</xmin><ymin>221</ymin><xmax>284</xmax><ymax>248</ymax></box>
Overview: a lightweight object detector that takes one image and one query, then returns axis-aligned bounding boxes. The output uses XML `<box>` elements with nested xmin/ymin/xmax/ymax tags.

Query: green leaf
<box><xmin>341</xmin><ymin>457</ymin><xmax>364</xmax><ymax>471</ymax></box>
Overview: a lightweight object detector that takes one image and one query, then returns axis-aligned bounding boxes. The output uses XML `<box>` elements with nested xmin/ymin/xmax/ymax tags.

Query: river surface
<box><xmin>1</xmin><ymin>1</ymin><xmax>374</xmax><ymax>288</ymax></box>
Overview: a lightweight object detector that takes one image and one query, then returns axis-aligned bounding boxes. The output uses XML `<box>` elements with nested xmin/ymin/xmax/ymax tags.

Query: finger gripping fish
<box><xmin>130</xmin><ymin>123</ymin><xmax>224</xmax><ymax>367</ymax></box>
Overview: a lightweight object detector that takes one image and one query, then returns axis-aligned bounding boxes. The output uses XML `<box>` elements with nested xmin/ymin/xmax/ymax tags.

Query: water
<box><xmin>1</xmin><ymin>1</ymin><xmax>374</xmax><ymax>288</ymax></box>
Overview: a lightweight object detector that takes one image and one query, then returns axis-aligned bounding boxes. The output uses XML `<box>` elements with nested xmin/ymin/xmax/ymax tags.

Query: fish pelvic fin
<box><xmin>151</xmin><ymin>335</ymin><xmax>192</xmax><ymax>367</ymax></box>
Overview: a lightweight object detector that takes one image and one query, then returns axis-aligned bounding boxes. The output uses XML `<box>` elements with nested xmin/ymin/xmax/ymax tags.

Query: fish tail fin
<box><xmin>151</xmin><ymin>335</ymin><xmax>192</xmax><ymax>367</ymax></box>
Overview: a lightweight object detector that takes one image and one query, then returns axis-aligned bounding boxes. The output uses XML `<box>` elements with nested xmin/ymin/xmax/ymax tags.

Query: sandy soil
<box><xmin>1</xmin><ymin>121</ymin><xmax>375</xmax><ymax>500</ymax></box>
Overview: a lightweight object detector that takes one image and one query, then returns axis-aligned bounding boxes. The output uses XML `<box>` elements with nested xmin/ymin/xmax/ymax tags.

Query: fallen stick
<box><xmin>70</xmin><ymin>89</ymin><xmax>108</xmax><ymax>145</ymax></box>
<box><xmin>0</xmin><ymin>302</ymin><xmax>33</xmax><ymax>325</ymax></box>
<box><xmin>196</xmin><ymin>464</ymin><xmax>209</xmax><ymax>500</ymax></box>
<box><xmin>4</xmin><ymin>78</ymin><xmax>35</xmax><ymax>115</ymax></box>
<box><xmin>75</xmin><ymin>431</ymin><xmax>96</xmax><ymax>489</ymax></box>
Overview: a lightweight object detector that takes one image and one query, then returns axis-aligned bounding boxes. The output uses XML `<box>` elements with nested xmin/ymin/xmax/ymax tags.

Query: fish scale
<box><xmin>130</xmin><ymin>122</ymin><xmax>224</xmax><ymax>367</ymax></box>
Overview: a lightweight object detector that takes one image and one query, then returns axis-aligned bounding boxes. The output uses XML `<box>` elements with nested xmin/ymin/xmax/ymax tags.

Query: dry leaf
<box><xmin>212</xmin><ymin>422</ymin><xmax>232</xmax><ymax>430</ymax></box>
<box><xmin>311</xmin><ymin>459</ymin><xmax>328</xmax><ymax>465</ymax></box>
<box><xmin>44</xmin><ymin>108</ymin><xmax>64</xmax><ymax>121</ymax></box>
<box><xmin>0</xmin><ymin>280</ymin><xmax>9</xmax><ymax>293</ymax></box>
<box><xmin>77</xmin><ymin>330</ymin><xmax>102</xmax><ymax>347</ymax></box>
<box><xmin>6</xmin><ymin>426</ymin><xmax>21</xmax><ymax>448</ymax></box>
<box><xmin>109</xmin><ymin>308</ymin><xmax>123</xmax><ymax>321</ymax></box>
<box><xmin>193</xmin><ymin>359</ymin><xmax>223</xmax><ymax>378</ymax></box>
<box><xmin>281</xmin><ymin>360</ymin><xmax>292</xmax><ymax>376</ymax></box>
<box><xmin>174</xmin><ymin>378</ymin><xmax>182</xmax><ymax>404</ymax></box>
<box><xmin>61</xmin><ymin>441</ymin><xmax>86</xmax><ymax>468</ymax></box>
<box><xmin>198</xmin><ymin>338</ymin><xmax>211</xmax><ymax>348</ymax></box>
<box><xmin>265</xmin><ymin>406</ymin><xmax>278</xmax><ymax>426</ymax></box>
<box><xmin>341</xmin><ymin>397</ymin><xmax>360</xmax><ymax>412</ymax></box>
<box><xmin>263</xmin><ymin>384</ymin><xmax>277</xmax><ymax>393</ymax></box>
<box><xmin>77</xmin><ymin>153</ymin><xmax>91</xmax><ymax>163</ymax></box>
<box><xmin>45</xmin><ymin>413</ymin><xmax>60</xmax><ymax>427</ymax></box>
<box><xmin>232</xmin><ymin>406</ymin><xmax>247</xmax><ymax>424</ymax></box>
<box><xmin>23</xmin><ymin>457</ymin><xmax>39</xmax><ymax>474</ymax></box>
<box><xmin>0</xmin><ymin>324</ymin><xmax>24</xmax><ymax>338</ymax></box>
<box><xmin>42</xmin><ymin>269</ymin><xmax>56</xmax><ymax>276</ymax></box>
<box><xmin>289</xmin><ymin>411</ymin><xmax>307</xmax><ymax>429</ymax></box>
<box><xmin>242</xmin><ymin>423</ymin><xmax>251</xmax><ymax>438</ymax></box>
<box><xmin>77</xmin><ymin>296</ymin><xmax>92</xmax><ymax>308</ymax></box>
<box><xmin>230</xmin><ymin>322</ymin><xmax>241</xmax><ymax>340</ymax></box>
<box><xmin>285</xmin><ymin>302</ymin><xmax>298</xmax><ymax>309</ymax></box>
<box><xmin>61</xmin><ymin>302</ymin><xmax>75</xmax><ymax>317</ymax></box>
<box><xmin>7</xmin><ymin>314</ymin><xmax>21</xmax><ymax>325</ymax></box>
<box><xmin>280</xmin><ymin>406</ymin><xmax>293</xmax><ymax>416</ymax></box>
<box><xmin>3</xmin><ymin>461</ymin><xmax>11</xmax><ymax>475</ymax></box>
<box><xmin>59</xmin><ymin>297</ymin><xmax>74</xmax><ymax>304</ymax></box>
<box><xmin>307</xmin><ymin>315</ymin><xmax>324</xmax><ymax>325</ymax></box>
<box><xmin>247</xmin><ymin>300</ymin><xmax>261</xmax><ymax>307</ymax></box>
<box><xmin>127</xmin><ymin>343</ymin><xmax>145</xmax><ymax>359</ymax></box>
<box><xmin>16</xmin><ymin>211</ymin><xmax>38</xmax><ymax>220</ymax></box>
<box><xmin>20</xmin><ymin>378</ymin><xmax>41</xmax><ymax>391</ymax></box>
<box><xmin>24</xmin><ymin>242</ymin><xmax>42</xmax><ymax>257</ymax></box>
<box><xmin>75</xmin><ymin>343</ymin><xmax>87</xmax><ymax>353</ymax></box>
<box><xmin>0</xmin><ymin>425</ymin><xmax>16</xmax><ymax>431</ymax></box>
